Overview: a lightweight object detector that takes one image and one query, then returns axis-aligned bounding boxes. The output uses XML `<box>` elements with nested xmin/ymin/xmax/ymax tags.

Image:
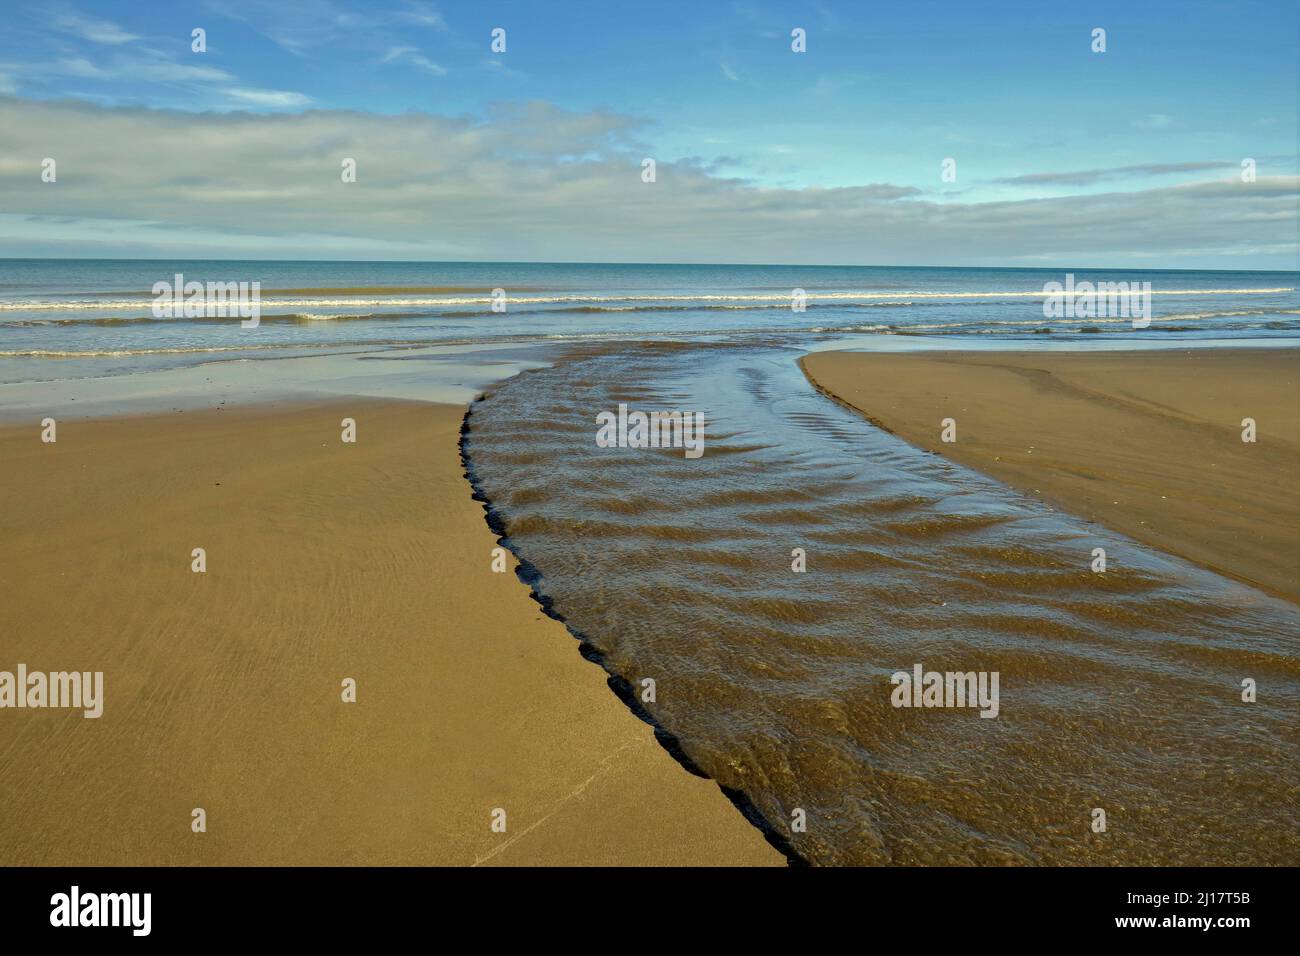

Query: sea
<box><xmin>1</xmin><ymin>259</ymin><xmax>1297</xmax><ymax>379</ymax></box>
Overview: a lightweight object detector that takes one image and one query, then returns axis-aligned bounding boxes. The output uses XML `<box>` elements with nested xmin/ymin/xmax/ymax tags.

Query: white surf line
<box><xmin>2</xmin><ymin>288</ymin><xmax>1294</xmax><ymax>311</ymax></box>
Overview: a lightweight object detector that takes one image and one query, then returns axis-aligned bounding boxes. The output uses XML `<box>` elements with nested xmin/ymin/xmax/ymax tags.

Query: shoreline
<box><xmin>0</xmin><ymin>396</ymin><xmax>782</xmax><ymax>866</ymax></box>
<box><xmin>800</xmin><ymin>347</ymin><xmax>1300</xmax><ymax>603</ymax></box>
<box><xmin>458</xmin><ymin>396</ymin><xmax>801</xmax><ymax>864</ymax></box>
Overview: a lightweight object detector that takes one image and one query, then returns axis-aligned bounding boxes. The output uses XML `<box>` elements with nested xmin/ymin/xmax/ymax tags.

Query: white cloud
<box><xmin>1</xmin><ymin>53</ymin><xmax>312</xmax><ymax>109</ymax></box>
<box><xmin>127</xmin><ymin>60</ymin><xmax>237</xmax><ymax>84</ymax></box>
<box><xmin>203</xmin><ymin>0</ymin><xmax>447</xmax><ymax>56</ymax></box>
<box><xmin>222</xmin><ymin>88</ymin><xmax>314</xmax><ymax>108</ymax></box>
<box><xmin>0</xmin><ymin>96</ymin><xmax>1293</xmax><ymax>267</ymax></box>
<box><xmin>996</xmin><ymin>162</ymin><xmax>1235</xmax><ymax>187</ymax></box>
<box><xmin>395</xmin><ymin>2</ymin><xmax>447</xmax><ymax>28</ymax></box>
<box><xmin>7</xmin><ymin>53</ymin><xmax>236</xmax><ymax>85</ymax></box>
<box><xmin>53</xmin><ymin>13</ymin><xmax>139</xmax><ymax>45</ymax></box>
<box><xmin>49</xmin><ymin>57</ymin><xmax>110</xmax><ymax>78</ymax></box>
<box><xmin>721</xmin><ymin>62</ymin><xmax>739</xmax><ymax>82</ymax></box>
<box><xmin>380</xmin><ymin>46</ymin><xmax>447</xmax><ymax>76</ymax></box>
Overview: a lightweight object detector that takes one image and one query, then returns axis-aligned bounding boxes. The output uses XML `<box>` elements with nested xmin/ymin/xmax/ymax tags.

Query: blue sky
<box><xmin>0</xmin><ymin>0</ymin><xmax>1296</xmax><ymax>266</ymax></box>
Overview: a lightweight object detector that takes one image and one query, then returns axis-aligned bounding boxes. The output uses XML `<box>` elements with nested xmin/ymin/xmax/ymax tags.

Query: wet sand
<box><xmin>801</xmin><ymin>348</ymin><xmax>1300</xmax><ymax>602</ymax></box>
<box><xmin>0</xmin><ymin>400</ymin><xmax>781</xmax><ymax>866</ymax></box>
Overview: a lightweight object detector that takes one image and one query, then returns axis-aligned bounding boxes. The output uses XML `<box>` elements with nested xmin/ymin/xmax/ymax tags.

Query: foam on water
<box><xmin>2</xmin><ymin>261</ymin><xmax>1296</xmax><ymax>381</ymax></box>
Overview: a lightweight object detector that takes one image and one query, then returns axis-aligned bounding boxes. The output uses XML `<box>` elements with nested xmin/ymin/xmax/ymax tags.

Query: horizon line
<box><xmin>1</xmin><ymin>256</ymin><xmax>1296</xmax><ymax>274</ymax></box>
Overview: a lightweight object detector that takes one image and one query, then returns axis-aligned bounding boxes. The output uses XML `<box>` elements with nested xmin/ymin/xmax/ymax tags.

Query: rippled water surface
<box><xmin>2</xmin><ymin>261</ymin><xmax>1296</xmax><ymax>380</ymax></box>
<box><xmin>464</xmin><ymin>341</ymin><xmax>1300</xmax><ymax>865</ymax></box>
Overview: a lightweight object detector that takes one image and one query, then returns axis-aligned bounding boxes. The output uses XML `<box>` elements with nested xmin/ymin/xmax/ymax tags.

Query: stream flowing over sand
<box><xmin>464</xmin><ymin>340</ymin><xmax>1300</xmax><ymax>865</ymax></box>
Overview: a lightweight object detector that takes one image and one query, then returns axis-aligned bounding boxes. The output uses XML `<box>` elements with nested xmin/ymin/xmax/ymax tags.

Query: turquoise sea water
<box><xmin>1</xmin><ymin>260</ymin><xmax>1296</xmax><ymax>386</ymax></box>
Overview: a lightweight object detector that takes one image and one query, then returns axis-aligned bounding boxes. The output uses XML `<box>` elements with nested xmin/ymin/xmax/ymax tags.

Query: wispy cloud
<box><xmin>222</xmin><ymin>87</ymin><xmax>313</xmax><ymax>108</ymax></box>
<box><xmin>2</xmin><ymin>19</ymin><xmax>313</xmax><ymax>110</ymax></box>
<box><xmin>720</xmin><ymin>62</ymin><xmax>739</xmax><ymax>82</ymax></box>
<box><xmin>996</xmin><ymin>162</ymin><xmax>1235</xmax><ymax>187</ymax></box>
<box><xmin>119</xmin><ymin>58</ymin><xmax>235</xmax><ymax>84</ymax></box>
<box><xmin>394</xmin><ymin>1</ymin><xmax>446</xmax><ymax>29</ymax></box>
<box><xmin>204</xmin><ymin>0</ymin><xmax>448</xmax><ymax>56</ymax></box>
<box><xmin>381</xmin><ymin>45</ymin><xmax>447</xmax><ymax>76</ymax></box>
<box><xmin>2</xmin><ymin>53</ymin><xmax>236</xmax><ymax>85</ymax></box>
<box><xmin>52</xmin><ymin>12</ymin><xmax>139</xmax><ymax>45</ymax></box>
<box><xmin>202</xmin><ymin>0</ymin><xmax>363</xmax><ymax>55</ymax></box>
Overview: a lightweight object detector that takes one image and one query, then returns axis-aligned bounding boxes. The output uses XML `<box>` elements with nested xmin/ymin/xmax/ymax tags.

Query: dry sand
<box><xmin>801</xmin><ymin>348</ymin><xmax>1300</xmax><ymax>602</ymax></box>
<box><xmin>0</xmin><ymin>400</ymin><xmax>782</xmax><ymax>866</ymax></box>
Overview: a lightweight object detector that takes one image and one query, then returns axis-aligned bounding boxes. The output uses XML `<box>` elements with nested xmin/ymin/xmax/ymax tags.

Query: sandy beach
<box><xmin>801</xmin><ymin>348</ymin><xmax>1300</xmax><ymax>602</ymax></box>
<box><xmin>0</xmin><ymin>399</ymin><xmax>782</xmax><ymax>866</ymax></box>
